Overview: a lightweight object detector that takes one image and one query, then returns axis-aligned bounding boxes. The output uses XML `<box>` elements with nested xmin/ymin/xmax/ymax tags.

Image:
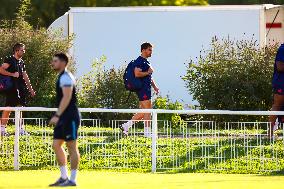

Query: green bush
<box><xmin>153</xmin><ymin>96</ymin><xmax>185</xmax><ymax>128</ymax></box>
<box><xmin>78</xmin><ymin>56</ymin><xmax>139</xmax><ymax>121</ymax></box>
<box><xmin>0</xmin><ymin>0</ymin><xmax>73</xmax><ymax>110</ymax></box>
<box><xmin>183</xmin><ymin>37</ymin><xmax>278</xmax><ymax>121</ymax></box>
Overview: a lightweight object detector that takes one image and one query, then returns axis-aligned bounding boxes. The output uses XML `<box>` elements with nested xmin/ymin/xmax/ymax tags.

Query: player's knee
<box><xmin>67</xmin><ymin>143</ymin><xmax>78</xmax><ymax>154</ymax></box>
<box><xmin>142</xmin><ymin>114</ymin><xmax>151</xmax><ymax>121</ymax></box>
<box><xmin>137</xmin><ymin>113</ymin><xmax>145</xmax><ymax>120</ymax></box>
<box><xmin>77</xmin><ymin>152</ymin><xmax>81</xmax><ymax>160</ymax></box>
<box><xmin>144</xmin><ymin>113</ymin><xmax>151</xmax><ymax>119</ymax></box>
<box><xmin>52</xmin><ymin>142</ymin><xmax>61</xmax><ymax>150</ymax></box>
<box><xmin>52</xmin><ymin>143</ymin><xmax>57</xmax><ymax>150</ymax></box>
<box><xmin>2</xmin><ymin>111</ymin><xmax>11</xmax><ymax>118</ymax></box>
<box><xmin>69</xmin><ymin>148</ymin><xmax>80</xmax><ymax>158</ymax></box>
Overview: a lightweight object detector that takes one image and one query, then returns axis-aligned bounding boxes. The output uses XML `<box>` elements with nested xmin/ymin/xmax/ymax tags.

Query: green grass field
<box><xmin>0</xmin><ymin>170</ymin><xmax>284</xmax><ymax>189</ymax></box>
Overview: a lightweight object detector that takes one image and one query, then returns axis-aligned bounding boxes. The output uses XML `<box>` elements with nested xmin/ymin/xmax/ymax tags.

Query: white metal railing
<box><xmin>1</xmin><ymin>107</ymin><xmax>284</xmax><ymax>172</ymax></box>
<box><xmin>3</xmin><ymin>107</ymin><xmax>284</xmax><ymax>115</ymax></box>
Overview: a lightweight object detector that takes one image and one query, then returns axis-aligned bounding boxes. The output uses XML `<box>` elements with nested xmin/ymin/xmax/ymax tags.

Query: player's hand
<box><xmin>148</xmin><ymin>67</ymin><xmax>154</xmax><ymax>74</ymax></box>
<box><xmin>30</xmin><ymin>88</ymin><xmax>36</xmax><ymax>97</ymax></box>
<box><xmin>49</xmin><ymin>116</ymin><xmax>59</xmax><ymax>126</ymax></box>
<box><xmin>154</xmin><ymin>86</ymin><xmax>159</xmax><ymax>95</ymax></box>
<box><xmin>12</xmin><ymin>72</ymin><xmax>19</xmax><ymax>78</ymax></box>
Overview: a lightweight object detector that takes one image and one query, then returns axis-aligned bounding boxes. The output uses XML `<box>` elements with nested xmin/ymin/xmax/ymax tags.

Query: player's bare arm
<box><xmin>0</xmin><ymin>63</ymin><xmax>19</xmax><ymax>77</ymax></box>
<box><xmin>49</xmin><ymin>86</ymin><xmax>73</xmax><ymax>125</ymax></box>
<box><xmin>134</xmin><ymin>67</ymin><xmax>153</xmax><ymax>78</ymax></box>
<box><xmin>23</xmin><ymin>71</ymin><xmax>36</xmax><ymax>97</ymax></box>
<box><xmin>151</xmin><ymin>79</ymin><xmax>159</xmax><ymax>94</ymax></box>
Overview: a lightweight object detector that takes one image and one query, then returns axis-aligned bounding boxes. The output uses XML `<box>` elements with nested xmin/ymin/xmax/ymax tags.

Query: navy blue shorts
<box><xmin>136</xmin><ymin>88</ymin><xmax>151</xmax><ymax>101</ymax></box>
<box><xmin>5</xmin><ymin>87</ymin><xmax>27</xmax><ymax>107</ymax></box>
<box><xmin>54</xmin><ymin>115</ymin><xmax>80</xmax><ymax>141</ymax></box>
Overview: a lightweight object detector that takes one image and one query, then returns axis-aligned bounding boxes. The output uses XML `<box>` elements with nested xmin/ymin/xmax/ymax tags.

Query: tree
<box><xmin>183</xmin><ymin>36</ymin><xmax>278</xmax><ymax>120</ymax></box>
<box><xmin>0</xmin><ymin>0</ymin><xmax>18</xmax><ymax>22</ymax></box>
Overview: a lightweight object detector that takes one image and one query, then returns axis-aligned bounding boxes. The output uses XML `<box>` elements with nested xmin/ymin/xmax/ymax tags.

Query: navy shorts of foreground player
<box><xmin>134</xmin><ymin>56</ymin><xmax>152</xmax><ymax>101</ymax></box>
<box><xmin>54</xmin><ymin>112</ymin><xmax>80</xmax><ymax>141</ymax></box>
<box><xmin>272</xmin><ymin>44</ymin><xmax>284</xmax><ymax>95</ymax></box>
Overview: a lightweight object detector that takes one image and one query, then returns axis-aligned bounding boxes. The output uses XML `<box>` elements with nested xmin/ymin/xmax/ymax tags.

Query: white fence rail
<box><xmin>1</xmin><ymin>107</ymin><xmax>284</xmax><ymax>173</ymax></box>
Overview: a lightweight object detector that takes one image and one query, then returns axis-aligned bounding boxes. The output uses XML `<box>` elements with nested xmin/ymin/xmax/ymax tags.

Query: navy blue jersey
<box><xmin>4</xmin><ymin>55</ymin><xmax>26</xmax><ymax>87</ymax></box>
<box><xmin>272</xmin><ymin>44</ymin><xmax>284</xmax><ymax>88</ymax></box>
<box><xmin>56</xmin><ymin>70</ymin><xmax>79</xmax><ymax>117</ymax></box>
<box><xmin>133</xmin><ymin>56</ymin><xmax>152</xmax><ymax>89</ymax></box>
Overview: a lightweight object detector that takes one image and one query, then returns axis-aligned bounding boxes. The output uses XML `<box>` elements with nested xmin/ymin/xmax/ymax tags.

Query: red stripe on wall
<box><xmin>266</xmin><ymin>23</ymin><xmax>282</xmax><ymax>28</ymax></box>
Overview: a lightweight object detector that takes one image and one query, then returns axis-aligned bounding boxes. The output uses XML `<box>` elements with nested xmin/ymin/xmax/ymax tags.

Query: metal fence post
<box><xmin>151</xmin><ymin>110</ymin><xmax>158</xmax><ymax>173</ymax></box>
<box><xmin>14</xmin><ymin>109</ymin><xmax>20</xmax><ymax>170</ymax></box>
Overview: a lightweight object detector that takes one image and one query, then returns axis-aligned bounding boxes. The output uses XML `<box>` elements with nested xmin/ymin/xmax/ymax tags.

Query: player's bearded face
<box><xmin>145</xmin><ymin>47</ymin><xmax>152</xmax><ymax>57</ymax></box>
<box><xmin>16</xmin><ymin>47</ymin><xmax>25</xmax><ymax>58</ymax></box>
<box><xmin>51</xmin><ymin>57</ymin><xmax>61</xmax><ymax>71</ymax></box>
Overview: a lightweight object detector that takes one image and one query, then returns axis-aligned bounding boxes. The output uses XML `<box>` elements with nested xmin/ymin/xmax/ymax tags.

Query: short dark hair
<box><xmin>54</xmin><ymin>52</ymin><xmax>69</xmax><ymax>65</ymax></box>
<box><xmin>141</xmin><ymin>42</ymin><xmax>152</xmax><ymax>52</ymax></box>
<box><xmin>13</xmin><ymin>43</ymin><xmax>25</xmax><ymax>53</ymax></box>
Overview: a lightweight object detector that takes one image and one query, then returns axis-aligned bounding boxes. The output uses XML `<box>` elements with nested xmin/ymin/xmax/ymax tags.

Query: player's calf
<box><xmin>67</xmin><ymin>140</ymin><xmax>80</xmax><ymax>184</ymax></box>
